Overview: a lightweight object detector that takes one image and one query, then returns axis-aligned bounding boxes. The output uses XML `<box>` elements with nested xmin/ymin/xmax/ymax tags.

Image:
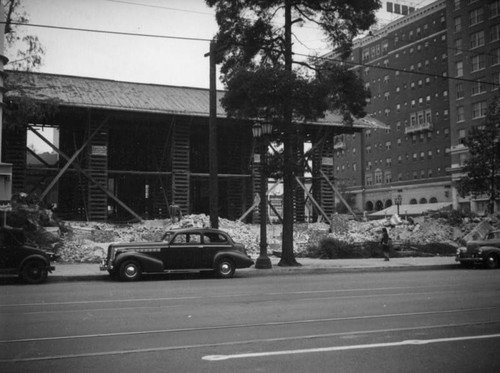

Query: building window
<box><xmin>454</xmin><ymin>0</ymin><xmax>460</xmax><ymax>10</ymax></box>
<box><xmin>382</xmin><ymin>40</ymin><xmax>389</xmax><ymax>53</ymax></box>
<box><xmin>458</xmin><ymin>129</ymin><xmax>466</xmax><ymax>145</ymax></box>
<box><xmin>470</xmin><ymin>30</ymin><xmax>485</xmax><ymax>49</ymax></box>
<box><xmin>456</xmin><ymin>61</ymin><xmax>463</xmax><ymax>77</ymax></box>
<box><xmin>455</xmin><ymin>38</ymin><xmax>462</xmax><ymax>54</ymax></box>
<box><xmin>456</xmin><ymin>83</ymin><xmax>464</xmax><ymax>99</ymax></box>
<box><xmin>428</xmin><ymin>150</ymin><xmax>433</xmax><ymax>158</ymax></box>
<box><xmin>365</xmin><ymin>174</ymin><xmax>373</xmax><ymax>186</ymax></box>
<box><xmin>472</xmin><ymin>101</ymin><xmax>487</xmax><ymax>119</ymax></box>
<box><xmin>491</xmin><ymin>1</ymin><xmax>500</xmax><ymax>18</ymax></box>
<box><xmin>457</xmin><ymin>106</ymin><xmax>465</xmax><ymax>121</ymax></box>
<box><xmin>425</xmin><ymin>109</ymin><xmax>432</xmax><ymax>123</ymax></box>
<box><xmin>471</xmin><ymin>55</ymin><xmax>485</xmax><ymax>72</ymax></box>
<box><xmin>493</xmin><ymin>48</ymin><xmax>500</xmax><ymax>66</ymax></box>
<box><xmin>454</xmin><ymin>16</ymin><xmax>461</xmax><ymax>32</ymax></box>
<box><xmin>363</xmin><ymin>49</ymin><xmax>370</xmax><ymax>61</ymax></box>
<box><xmin>469</xmin><ymin>8</ymin><xmax>484</xmax><ymax>26</ymax></box>
<box><xmin>418</xmin><ymin>112</ymin><xmax>424</xmax><ymax>124</ymax></box>
<box><xmin>459</xmin><ymin>153</ymin><xmax>467</xmax><ymax>166</ymax></box>
<box><xmin>384</xmin><ymin>171</ymin><xmax>392</xmax><ymax>184</ymax></box>
<box><xmin>471</xmin><ymin>80</ymin><xmax>486</xmax><ymax>95</ymax></box>
<box><xmin>491</xmin><ymin>25</ymin><xmax>500</xmax><ymax>42</ymax></box>
<box><xmin>494</xmin><ymin>72</ymin><xmax>500</xmax><ymax>88</ymax></box>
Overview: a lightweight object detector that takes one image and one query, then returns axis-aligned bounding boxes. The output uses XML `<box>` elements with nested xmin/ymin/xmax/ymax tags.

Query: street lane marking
<box><xmin>2</xmin><ymin>306</ymin><xmax>500</xmax><ymax>343</ymax></box>
<box><xmin>2</xmin><ymin>324</ymin><xmax>499</xmax><ymax>363</ymax></box>
<box><xmin>202</xmin><ymin>333</ymin><xmax>500</xmax><ymax>361</ymax></box>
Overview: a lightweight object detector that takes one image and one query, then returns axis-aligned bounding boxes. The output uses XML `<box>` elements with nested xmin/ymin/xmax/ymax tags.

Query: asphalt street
<box><xmin>1</xmin><ymin>269</ymin><xmax>500</xmax><ymax>372</ymax></box>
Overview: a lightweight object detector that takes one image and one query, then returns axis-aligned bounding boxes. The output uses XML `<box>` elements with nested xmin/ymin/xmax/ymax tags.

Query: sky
<box><xmin>9</xmin><ymin>0</ymin><xmax>433</xmax><ymax>151</ymax></box>
<box><xmin>7</xmin><ymin>0</ymin><xmax>434</xmax><ymax>88</ymax></box>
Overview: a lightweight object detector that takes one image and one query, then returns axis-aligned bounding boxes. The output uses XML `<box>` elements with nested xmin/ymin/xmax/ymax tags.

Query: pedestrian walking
<box><xmin>381</xmin><ymin>227</ymin><xmax>390</xmax><ymax>261</ymax></box>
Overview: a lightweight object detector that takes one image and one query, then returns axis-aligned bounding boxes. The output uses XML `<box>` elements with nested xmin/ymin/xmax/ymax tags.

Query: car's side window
<box><xmin>172</xmin><ymin>234</ymin><xmax>187</xmax><ymax>244</ymax></box>
<box><xmin>172</xmin><ymin>233</ymin><xmax>202</xmax><ymax>244</ymax></box>
<box><xmin>189</xmin><ymin>234</ymin><xmax>201</xmax><ymax>244</ymax></box>
<box><xmin>203</xmin><ymin>233</ymin><xmax>228</xmax><ymax>244</ymax></box>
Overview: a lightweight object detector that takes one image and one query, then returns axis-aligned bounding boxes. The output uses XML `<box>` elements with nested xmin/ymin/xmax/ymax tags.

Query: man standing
<box><xmin>381</xmin><ymin>227</ymin><xmax>390</xmax><ymax>261</ymax></box>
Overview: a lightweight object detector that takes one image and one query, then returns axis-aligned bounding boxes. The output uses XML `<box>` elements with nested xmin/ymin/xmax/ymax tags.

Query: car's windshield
<box><xmin>161</xmin><ymin>232</ymin><xmax>174</xmax><ymax>242</ymax></box>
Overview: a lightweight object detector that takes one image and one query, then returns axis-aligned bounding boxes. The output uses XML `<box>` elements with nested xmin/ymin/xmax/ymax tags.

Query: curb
<box><xmin>44</xmin><ymin>263</ymin><xmax>460</xmax><ymax>283</ymax></box>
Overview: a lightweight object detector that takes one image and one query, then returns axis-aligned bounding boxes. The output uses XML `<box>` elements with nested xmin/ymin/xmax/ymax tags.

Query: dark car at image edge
<box><xmin>100</xmin><ymin>227</ymin><xmax>254</xmax><ymax>281</ymax></box>
<box><xmin>0</xmin><ymin>226</ymin><xmax>56</xmax><ymax>284</ymax></box>
<box><xmin>456</xmin><ymin>230</ymin><xmax>500</xmax><ymax>269</ymax></box>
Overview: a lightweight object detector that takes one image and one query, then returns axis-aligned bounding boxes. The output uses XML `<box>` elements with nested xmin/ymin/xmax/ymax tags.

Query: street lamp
<box><xmin>253</xmin><ymin>122</ymin><xmax>272</xmax><ymax>269</ymax></box>
<box><xmin>395</xmin><ymin>195</ymin><xmax>402</xmax><ymax>216</ymax></box>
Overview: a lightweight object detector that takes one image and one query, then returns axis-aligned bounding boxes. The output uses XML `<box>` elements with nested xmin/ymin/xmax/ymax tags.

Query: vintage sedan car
<box><xmin>100</xmin><ymin>227</ymin><xmax>254</xmax><ymax>281</ymax></box>
<box><xmin>0</xmin><ymin>226</ymin><xmax>56</xmax><ymax>284</ymax></box>
<box><xmin>456</xmin><ymin>230</ymin><xmax>500</xmax><ymax>269</ymax></box>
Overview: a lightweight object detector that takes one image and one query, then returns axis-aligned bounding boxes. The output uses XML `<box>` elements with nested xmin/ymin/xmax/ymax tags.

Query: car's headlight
<box><xmin>477</xmin><ymin>248</ymin><xmax>483</xmax><ymax>255</ymax></box>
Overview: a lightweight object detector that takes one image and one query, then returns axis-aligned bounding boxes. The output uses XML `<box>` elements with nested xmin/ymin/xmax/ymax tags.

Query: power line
<box><xmin>1</xmin><ymin>21</ymin><xmax>212</xmax><ymax>42</ymax></box>
<box><xmin>104</xmin><ymin>0</ymin><xmax>214</xmax><ymax>16</ymax></box>
<box><xmin>4</xmin><ymin>20</ymin><xmax>495</xmax><ymax>87</ymax></box>
<box><xmin>302</xmin><ymin>52</ymin><xmax>498</xmax><ymax>87</ymax></box>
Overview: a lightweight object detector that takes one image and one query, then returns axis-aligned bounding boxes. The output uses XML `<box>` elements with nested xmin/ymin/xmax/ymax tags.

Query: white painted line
<box><xmin>202</xmin><ymin>333</ymin><xmax>500</xmax><ymax>361</ymax></box>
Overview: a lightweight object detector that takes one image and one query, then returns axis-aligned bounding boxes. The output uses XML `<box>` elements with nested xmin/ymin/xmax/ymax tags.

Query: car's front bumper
<box><xmin>456</xmin><ymin>254</ymin><xmax>484</xmax><ymax>264</ymax></box>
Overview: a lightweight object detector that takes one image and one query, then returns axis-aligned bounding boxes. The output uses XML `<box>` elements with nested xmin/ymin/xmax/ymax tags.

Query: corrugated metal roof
<box><xmin>5</xmin><ymin>70</ymin><xmax>387</xmax><ymax>129</ymax></box>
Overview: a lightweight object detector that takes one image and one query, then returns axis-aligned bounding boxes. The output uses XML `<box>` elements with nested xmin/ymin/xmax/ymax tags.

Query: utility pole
<box><xmin>279</xmin><ymin>0</ymin><xmax>300</xmax><ymax>266</ymax></box>
<box><xmin>207</xmin><ymin>40</ymin><xmax>219</xmax><ymax>229</ymax></box>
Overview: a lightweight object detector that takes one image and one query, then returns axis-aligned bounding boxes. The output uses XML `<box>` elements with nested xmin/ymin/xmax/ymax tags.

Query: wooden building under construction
<box><xmin>2</xmin><ymin>71</ymin><xmax>385</xmax><ymax>223</ymax></box>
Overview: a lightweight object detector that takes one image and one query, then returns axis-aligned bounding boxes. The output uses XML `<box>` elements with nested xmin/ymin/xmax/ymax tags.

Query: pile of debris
<box><xmin>53</xmin><ymin>213</ymin><xmax>474</xmax><ymax>263</ymax></box>
<box><xmin>5</xmin><ymin>195</ymin><xmax>497</xmax><ymax>263</ymax></box>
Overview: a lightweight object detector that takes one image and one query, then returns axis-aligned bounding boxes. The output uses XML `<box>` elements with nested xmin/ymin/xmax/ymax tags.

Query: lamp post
<box><xmin>253</xmin><ymin>122</ymin><xmax>272</xmax><ymax>269</ymax></box>
<box><xmin>395</xmin><ymin>195</ymin><xmax>402</xmax><ymax>216</ymax></box>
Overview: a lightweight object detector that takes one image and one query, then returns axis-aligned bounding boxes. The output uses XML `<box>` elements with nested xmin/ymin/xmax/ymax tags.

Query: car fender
<box><xmin>213</xmin><ymin>251</ymin><xmax>252</xmax><ymax>268</ymax></box>
<box><xmin>478</xmin><ymin>246</ymin><xmax>500</xmax><ymax>255</ymax></box>
<box><xmin>19</xmin><ymin>254</ymin><xmax>52</xmax><ymax>272</ymax></box>
<box><xmin>114</xmin><ymin>252</ymin><xmax>164</xmax><ymax>273</ymax></box>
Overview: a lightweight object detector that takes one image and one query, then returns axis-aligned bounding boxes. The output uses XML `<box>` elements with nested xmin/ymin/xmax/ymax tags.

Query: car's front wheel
<box><xmin>215</xmin><ymin>258</ymin><xmax>235</xmax><ymax>279</ymax></box>
<box><xmin>21</xmin><ymin>259</ymin><xmax>49</xmax><ymax>284</ymax></box>
<box><xmin>119</xmin><ymin>260</ymin><xmax>142</xmax><ymax>281</ymax></box>
<box><xmin>485</xmin><ymin>254</ymin><xmax>499</xmax><ymax>269</ymax></box>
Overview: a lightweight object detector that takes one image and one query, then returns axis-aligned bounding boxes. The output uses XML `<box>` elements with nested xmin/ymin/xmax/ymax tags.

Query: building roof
<box><xmin>5</xmin><ymin>70</ymin><xmax>387</xmax><ymax>130</ymax></box>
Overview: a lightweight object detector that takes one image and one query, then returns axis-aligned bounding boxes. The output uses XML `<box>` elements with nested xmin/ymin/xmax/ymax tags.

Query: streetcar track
<box><xmin>2</xmin><ymin>305</ymin><xmax>500</xmax><ymax>344</ymax></box>
<box><xmin>1</xmin><ymin>321</ymin><xmax>499</xmax><ymax>363</ymax></box>
<box><xmin>0</xmin><ymin>284</ymin><xmax>471</xmax><ymax>308</ymax></box>
<box><xmin>2</xmin><ymin>287</ymin><xmax>498</xmax><ymax>314</ymax></box>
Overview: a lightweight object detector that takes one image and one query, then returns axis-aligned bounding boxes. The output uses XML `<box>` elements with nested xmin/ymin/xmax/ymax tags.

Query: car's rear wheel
<box><xmin>215</xmin><ymin>258</ymin><xmax>235</xmax><ymax>278</ymax></box>
<box><xmin>485</xmin><ymin>254</ymin><xmax>499</xmax><ymax>269</ymax></box>
<box><xmin>21</xmin><ymin>259</ymin><xmax>48</xmax><ymax>284</ymax></box>
<box><xmin>119</xmin><ymin>260</ymin><xmax>142</xmax><ymax>281</ymax></box>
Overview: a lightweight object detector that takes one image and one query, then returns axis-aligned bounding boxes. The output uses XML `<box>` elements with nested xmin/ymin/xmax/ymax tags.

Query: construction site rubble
<box><xmin>51</xmin><ymin>213</ymin><xmax>498</xmax><ymax>263</ymax></box>
<box><xmin>5</xmin><ymin>198</ymin><xmax>498</xmax><ymax>264</ymax></box>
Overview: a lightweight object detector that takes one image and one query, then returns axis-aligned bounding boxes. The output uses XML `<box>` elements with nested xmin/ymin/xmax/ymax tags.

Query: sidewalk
<box><xmin>48</xmin><ymin>256</ymin><xmax>459</xmax><ymax>282</ymax></box>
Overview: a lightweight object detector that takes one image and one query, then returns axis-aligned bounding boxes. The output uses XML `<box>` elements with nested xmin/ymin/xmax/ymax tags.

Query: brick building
<box><xmin>325</xmin><ymin>0</ymin><xmax>500</xmax><ymax>215</ymax></box>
